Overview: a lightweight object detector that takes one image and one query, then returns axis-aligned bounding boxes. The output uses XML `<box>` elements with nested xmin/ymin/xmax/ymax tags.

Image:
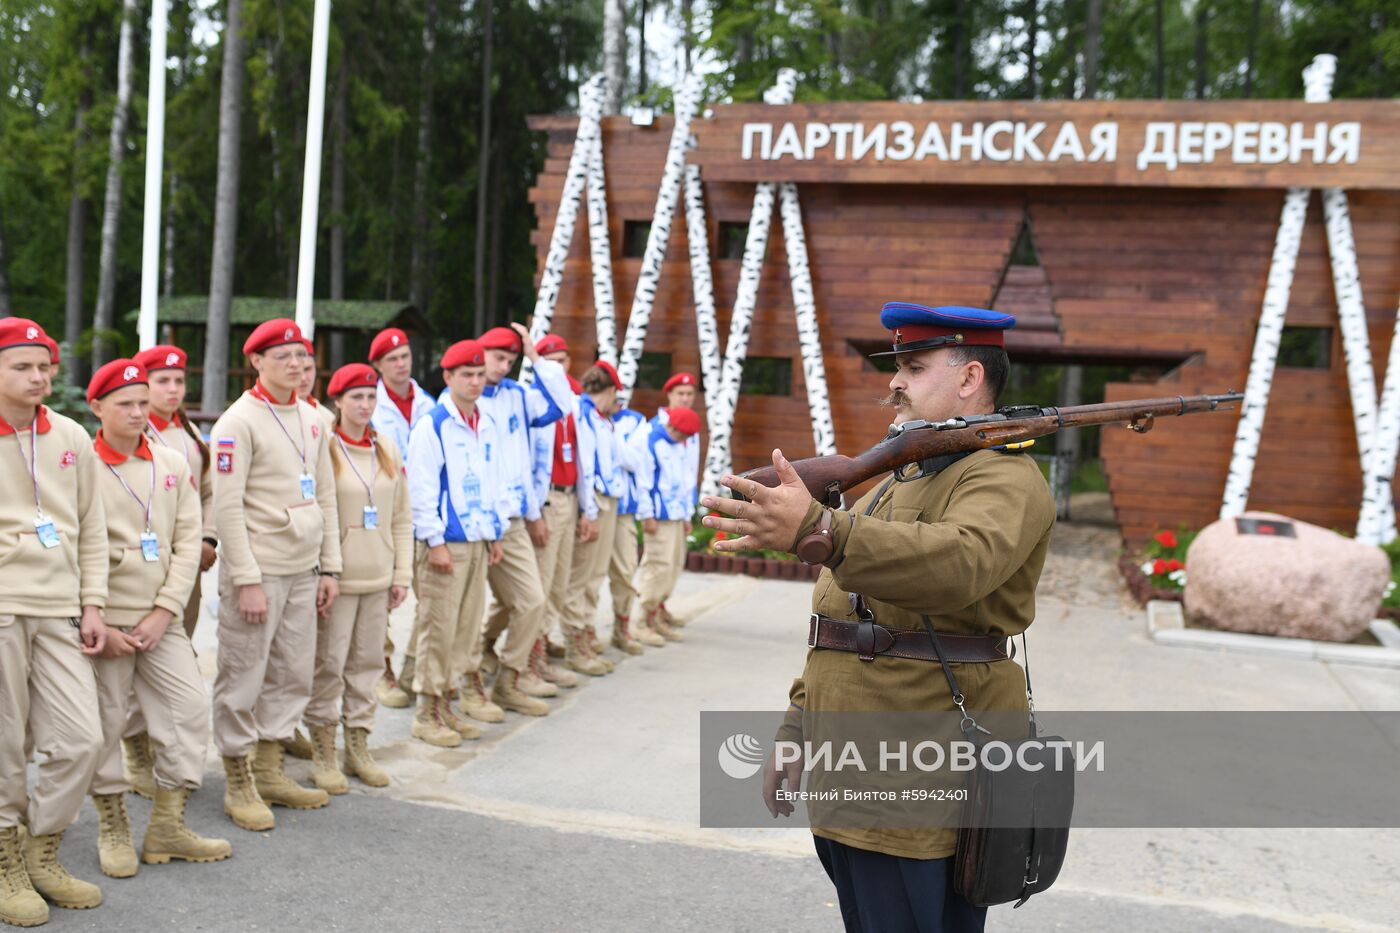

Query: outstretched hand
<box><xmin>702</xmin><ymin>449</ymin><xmax>813</xmax><ymax>554</ymax></box>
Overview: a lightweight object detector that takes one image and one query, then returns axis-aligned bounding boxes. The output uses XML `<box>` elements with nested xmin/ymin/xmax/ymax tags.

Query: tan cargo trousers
<box><xmin>609</xmin><ymin>513</ymin><xmax>640</xmax><ymax>620</ymax></box>
<box><xmin>0</xmin><ymin>616</ymin><xmax>103</xmax><ymax>835</ymax></box>
<box><xmin>212</xmin><ymin>566</ymin><xmax>319</xmax><ymax>758</ymax></box>
<box><xmin>307</xmin><ymin>589</ymin><xmax>390</xmax><ymax>730</ymax></box>
<box><xmin>473</xmin><ymin>517</ymin><xmax>546</xmax><ymax>673</ymax></box>
<box><xmin>561</xmin><ymin>494</ymin><xmax>618</xmax><ymax>633</ymax></box>
<box><xmin>411</xmin><ymin>541</ymin><xmax>489</xmax><ymax>696</ymax></box>
<box><xmin>91</xmin><ymin>610</ymin><xmax>208</xmax><ymax>794</ymax></box>
<box><xmin>487</xmin><ymin>490</ymin><xmax>575</xmax><ymax>646</ymax></box>
<box><xmin>124</xmin><ymin>571</ymin><xmax>204</xmax><ymax>740</ymax></box>
<box><xmin>635</xmin><ymin>520</ymin><xmax>687</xmax><ymax>616</ymax></box>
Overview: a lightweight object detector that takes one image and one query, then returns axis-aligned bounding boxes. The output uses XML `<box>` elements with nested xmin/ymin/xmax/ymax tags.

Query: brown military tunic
<box><xmin>783</xmin><ymin>447</ymin><xmax>1055</xmax><ymax>860</ymax></box>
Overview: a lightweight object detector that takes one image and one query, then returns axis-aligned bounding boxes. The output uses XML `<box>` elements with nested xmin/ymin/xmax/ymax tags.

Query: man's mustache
<box><xmin>878</xmin><ymin>391</ymin><xmax>909</xmax><ymax>409</ymax></box>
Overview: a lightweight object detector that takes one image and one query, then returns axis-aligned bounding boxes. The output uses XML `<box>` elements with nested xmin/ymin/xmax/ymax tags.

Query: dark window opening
<box><xmin>740</xmin><ymin>357</ymin><xmax>792</xmax><ymax>396</ymax></box>
<box><xmin>634</xmin><ymin>351</ymin><xmax>673</xmax><ymax>390</ymax></box>
<box><xmin>622</xmin><ymin>221</ymin><xmax>652</xmax><ymax>259</ymax></box>
<box><xmin>717</xmin><ymin>222</ymin><xmax>749</xmax><ymax>260</ymax></box>
<box><xmin>1008</xmin><ymin>221</ymin><xmax>1040</xmax><ymax>266</ymax></box>
<box><xmin>1277</xmin><ymin>326</ymin><xmax>1331</xmax><ymax>369</ymax></box>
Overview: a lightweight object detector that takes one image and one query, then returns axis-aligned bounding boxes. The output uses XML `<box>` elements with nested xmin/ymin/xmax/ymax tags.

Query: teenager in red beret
<box><xmin>208</xmin><ymin>318</ymin><xmax>340</xmax><ymax>830</ymax></box>
<box><xmin>365</xmin><ymin>327</ymin><xmax>435</xmax><ymax>709</ymax></box>
<box><xmin>84</xmin><ymin>359</ymin><xmax>232</xmax><ymax>878</ymax></box>
<box><xmin>631</xmin><ymin>406</ymin><xmax>701</xmax><ymax>644</ymax></box>
<box><xmin>0</xmin><ymin>318</ymin><xmax>107</xmax><ymax>924</ymax></box>
<box><xmin>291</xmin><ymin>363</ymin><xmax>413</xmax><ymax>790</ymax></box>
<box><xmin>645</xmin><ymin>372</ymin><xmax>703</xmax><ymax>635</ymax></box>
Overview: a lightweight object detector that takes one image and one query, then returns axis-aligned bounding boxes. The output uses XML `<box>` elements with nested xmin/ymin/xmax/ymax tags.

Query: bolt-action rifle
<box><xmin>737</xmin><ymin>393</ymin><xmax>1242</xmax><ymax>507</ymax></box>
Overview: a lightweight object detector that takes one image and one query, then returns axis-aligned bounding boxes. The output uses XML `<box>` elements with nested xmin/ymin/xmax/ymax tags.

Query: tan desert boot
<box><xmin>121</xmin><ymin>734</ymin><xmax>156</xmax><ymax>799</ymax></box>
<box><xmin>91</xmin><ymin>793</ymin><xmax>138</xmax><ymax>879</ymax></box>
<box><xmin>221</xmin><ymin>755</ymin><xmax>275</xmax><ymax>831</ymax></box>
<box><xmin>531</xmin><ymin>638</ymin><xmax>577</xmax><ymax>689</ymax></box>
<box><xmin>21</xmin><ymin>830</ymin><xmax>101</xmax><ymax>910</ymax></box>
<box><xmin>492</xmin><ymin>668</ymin><xmax>551</xmax><ymax>717</ymax></box>
<box><xmin>458</xmin><ymin>672</ymin><xmax>505</xmax><ymax>723</ymax></box>
<box><xmin>586</xmin><ymin>624</ymin><xmax>608</xmax><ymax>654</ymax></box>
<box><xmin>375</xmin><ymin>659</ymin><xmax>412</xmax><ymax>709</ymax></box>
<box><xmin>630</xmin><ymin>612</ymin><xmax>665</xmax><ymax>648</ymax></box>
<box><xmin>480</xmin><ymin>646</ymin><xmax>501</xmax><ymax>678</ymax></box>
<box><xmin>610</xmin><ymin>615</ymin><xmax>645</xmax><ymax>655</ymax></box>
<box><xmin>659</xmin><ymin>601</ymin><xmax>686</xmax><ymax>627</ymax></box>
<box><xmin>307</xmin><ymin>724</ymin><xmax>348</xmax><ymax>796</ymax></box>
<box><xmin>411</xmin><ymin>696</ymin><xmax>463</xmax><ymax>748</ymax></box>
<box><xmin>0</xmin><ymin>826</ymin><xmax>46</xmax><ymax>928</ymax></box>
<box><xmin>436</xmin><ymin>695</ymin><xmax>482</xmax><ymax>740</ymax></box>
<box><xmin>281</xmin><ymin>729</ymin><xmax>314</xmax><ymax>761</ymax></box>
<box><xmin>341</xmin><ymin>726</ymin><xmax>390</xmax><ymax>787</ymax></box>
<box><xmin>141</xmin><ymin>788</ymin><xmax>232</xmax><ymax>865</ymax></box>
<box><xmin>563</xmin><ymin>628</ymin><xmax>609</xmax><ymax>677</ymax></box>
<box><xmin>649</xmin><ymin>609</ymin><xmax>684</xmax><ymax>643</ymax></box>
<box><xmin>252</xmin><ymin>741</ymin><xmax>330</xmax><ymax>810</ymax></box>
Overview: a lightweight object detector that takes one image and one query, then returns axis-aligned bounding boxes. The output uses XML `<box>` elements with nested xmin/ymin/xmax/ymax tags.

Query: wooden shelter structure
<box><xmin>140</xmin><ymin>296</ymin><xmax>430</xmax><ymax>406</ymax></box>
<box><xmin>529</xmin><ymin>91</ymin><xmax>1400</xmax><ymax>544</ymax></box>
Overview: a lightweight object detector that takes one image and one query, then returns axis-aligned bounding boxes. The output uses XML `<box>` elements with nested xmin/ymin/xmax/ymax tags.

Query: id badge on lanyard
<box><xmin>34</xmin><ymin>516</ymin><xmax>59</xmax><ymax>549</ymax></box>
<box><xmin>562</xmin><ymin>442</ymin><xmax>573</xmax><ymax>464</ymax></box>
<box><xmin>300</xmin><ymin>472</ymin><xmax>316</xmax><ymax>500</ymax></box>
<box><xmin>363</xmin><ymin>505</ymin><xmax>379</xmax><ymax>529</ymax></box>
<box><xmin>140</xmin><ymin>531</ymin><xmax>161</xmax><ymax>562</ymax></box>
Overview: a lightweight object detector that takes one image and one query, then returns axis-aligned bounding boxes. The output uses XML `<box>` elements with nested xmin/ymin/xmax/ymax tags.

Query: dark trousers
<box><xmin>815</xmin><ymin>836</ymin><xmax>987</xmax><ymax>933</ymax></box>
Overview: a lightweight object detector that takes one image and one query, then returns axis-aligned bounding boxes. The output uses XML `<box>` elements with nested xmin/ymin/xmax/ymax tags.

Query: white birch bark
<box><xmin>615</xmin><ymin>72</ymin><xmax>704</xmax><ymax>405</ymax></box>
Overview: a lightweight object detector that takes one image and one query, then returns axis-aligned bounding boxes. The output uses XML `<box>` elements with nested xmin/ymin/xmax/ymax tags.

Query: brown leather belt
<box><xmin>808</xmin><ymin>614</ymin><xmax>1011</xmax><ymax>663</ymax></box>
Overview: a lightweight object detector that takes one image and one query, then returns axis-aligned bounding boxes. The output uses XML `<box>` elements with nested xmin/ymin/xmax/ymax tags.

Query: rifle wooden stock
<box><xmin>737</xmin><ymin>393</ymin><xmax>1241</xmax><ymax>504</ymax></box>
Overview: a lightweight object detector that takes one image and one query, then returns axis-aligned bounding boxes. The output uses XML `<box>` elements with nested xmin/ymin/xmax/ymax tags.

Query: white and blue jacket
<box><xmin>530</xmin><ymin>392</ymin><xmax>598</xmax><ymax>520</ymax></box>
<box><xmin>372</xmin><ymin>377</ymin><xmax>436</xmax><ymax>462</ymax></box>
<box><xmin>654</xmin><ymin>408</ymin><xmax>700</xmax><ymax>513</ymax></box>
<box><xmin>439</xmin><ymin>358</ymin><xmax>570</xmax><ymax>523</ymax></box>
<box><xmin>630</xmin><ymin>419</ymin><xmax>694</xmax><ymax>522</ymax></box>
<box><xmin>407</xmin><ymin>401</ymin><xmax>509</xmax><ymax>546</ymax></box>
<box><xmin>612</xmin><ymin>408</ymin><xmax>649</xmax><ymax>516</ymax></box>
<box><xmin>578</xmin><ymin>395</ymin><xmax>627</xmax><ymax>506</ymax></box>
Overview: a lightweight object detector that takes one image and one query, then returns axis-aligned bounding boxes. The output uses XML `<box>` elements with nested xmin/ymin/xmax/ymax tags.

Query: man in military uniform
<box><xmin>702</xmin><ymin>303</ymin><xmax>1055</xmax><ymax>933</ymax></box>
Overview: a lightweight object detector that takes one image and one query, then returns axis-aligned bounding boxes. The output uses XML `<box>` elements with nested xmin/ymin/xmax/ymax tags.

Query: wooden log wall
<box><xmin>529</xmin><ymin>115</ymin><xmax>1400</xmax><ymax>544</ymax></box>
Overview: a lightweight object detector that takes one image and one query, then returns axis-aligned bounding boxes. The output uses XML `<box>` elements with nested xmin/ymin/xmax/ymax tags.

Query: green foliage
<box><xmin>1378</xmin><ymin>539</ymin><xmax>1400</xmax><ymax>609</ymax></box>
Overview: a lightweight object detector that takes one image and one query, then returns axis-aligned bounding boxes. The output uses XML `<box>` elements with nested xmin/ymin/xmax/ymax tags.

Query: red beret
<box><xmin>242</xmin><ymin>318</ymin><xmax>304</xmax><ymax>356</ymax></box>
<box><xmin>667</xmin><ymin>406</ymin><xmax>700</xmax><ymax>436</ymax></box>
<box><xmin>595</xmin><ymin>360</ymin><xmax>622</xmax><ymax>390</ymax></box>
<box><xmin>301</xmin><ymin>338</ymin><xmax>315</xmax><ymax>357</ymax></box>
<box><xmin>536</xmin><ymin>334</ymin><xmax>568</xmax><ymax>356</ymax></box>
<box><xmin>0</xmin><ymin>318</ymin><xmax>50</xmax><ymax>354</ymax></box>
<box><xmin>133</xmin><ymin>345</ymin><xmax>187</xmax><ymax>372</ymax></box>
<box><xmin>88</xmin><ymin>359</ymin><xmax>149</xmax><ymax>402</ymax></box>
<box><xmin>478</xmin><ymin>326</ymin><xmax>522</xmax><ymax>354</ymax></box>
<box><xmin>441</xmin><ymin>339</ymin><xmax>486</xmax><ymax>370</ymax></box>
<box><xmin>663</xmin><ymin>372</ymin><xmax>697</xmax><ymax>394</ymax></box>
<box><xmin>44</xmin><ymin>336</ymin><xmax>59</xmax><ymax>365</ymax></box>
<box><xmin>369</xmin><ymin>327</ymin><xmax>410</xmax><ymax>362</ymax></box>
<box><xmin>326</xmin><ymin>363</ymin><xmax>379</xmax><ymax>399</ymax></box>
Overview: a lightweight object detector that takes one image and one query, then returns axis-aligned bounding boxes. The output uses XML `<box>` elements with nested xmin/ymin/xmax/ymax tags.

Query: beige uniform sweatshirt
<box><xmin>95</xmin><ymin>433</ymin><xmax>202</xmax><ymax>619</ymax></box>
<box><xmin>147</xmin><ymin>413</ymin><xmax>214</xmax><ymax>543</ymax></box>
<box><xmin>0</xmin><ymin>406</ymin><xmax>107</xmax><ymax>616</ymax></box>
<box><xmin>211</xmin><ymin>386</ymin><xmax>342</xmax><ymax>586</ymax></box>
<box><xmin>330</xmin><ymin>430</ymin><xmax>413</xmax><ymax>595</ymax></box>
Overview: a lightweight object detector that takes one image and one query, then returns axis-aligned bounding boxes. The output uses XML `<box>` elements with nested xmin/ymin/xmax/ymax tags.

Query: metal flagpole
<box><xmin>294</xmin><ymin>0</ymin><xmax>332</xmax><ymax>339</ymax></box>
<box><xmin>136</xmin><ymin>0</ymin><xmax>168</xmax><ymax>350</ymax></box>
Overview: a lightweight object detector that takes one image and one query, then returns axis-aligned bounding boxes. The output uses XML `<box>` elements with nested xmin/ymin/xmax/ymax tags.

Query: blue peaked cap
<box><xmin>872</xmin><ymin>303</ymin><xmax>1015</xmax><ymax>356</ymax></box>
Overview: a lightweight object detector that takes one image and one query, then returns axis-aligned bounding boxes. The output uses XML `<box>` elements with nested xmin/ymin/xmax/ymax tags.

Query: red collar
<box><xmin>0</xmin><ymin>405</ymin><xmax>51</xmax><ymax>437</ymax></box>
<box><xmin>455</xmin><ymin>404</ymin><xmax>480</xmax><ymax>432</ymax></box>
<box><xmin>335</xmin><ymin>426</ymin><xmax>374</xmax><ymax>448</ymax></box>
<box><xmin>149</xmin><ymin>410</ymin><xmax>182</xmax><ymax>432</ymax></box>
<box><xmin>250</xmin><ymin>381</ymin><xmax>298</xmax><ymax>406</ymax></box>
<box><xmin>307</xmin><ymin>396</ymin><xmax>320</xmax><ymax>408</ymax></box>
<box><xmin>95</xmin><ymin>430</ymin><xmax>153</xmax><ymax>465</ymax></box>
<box><xmin>383</xmin><ymin>380</ymin><xmax>414</xmax><ymax>404</ymax></box>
